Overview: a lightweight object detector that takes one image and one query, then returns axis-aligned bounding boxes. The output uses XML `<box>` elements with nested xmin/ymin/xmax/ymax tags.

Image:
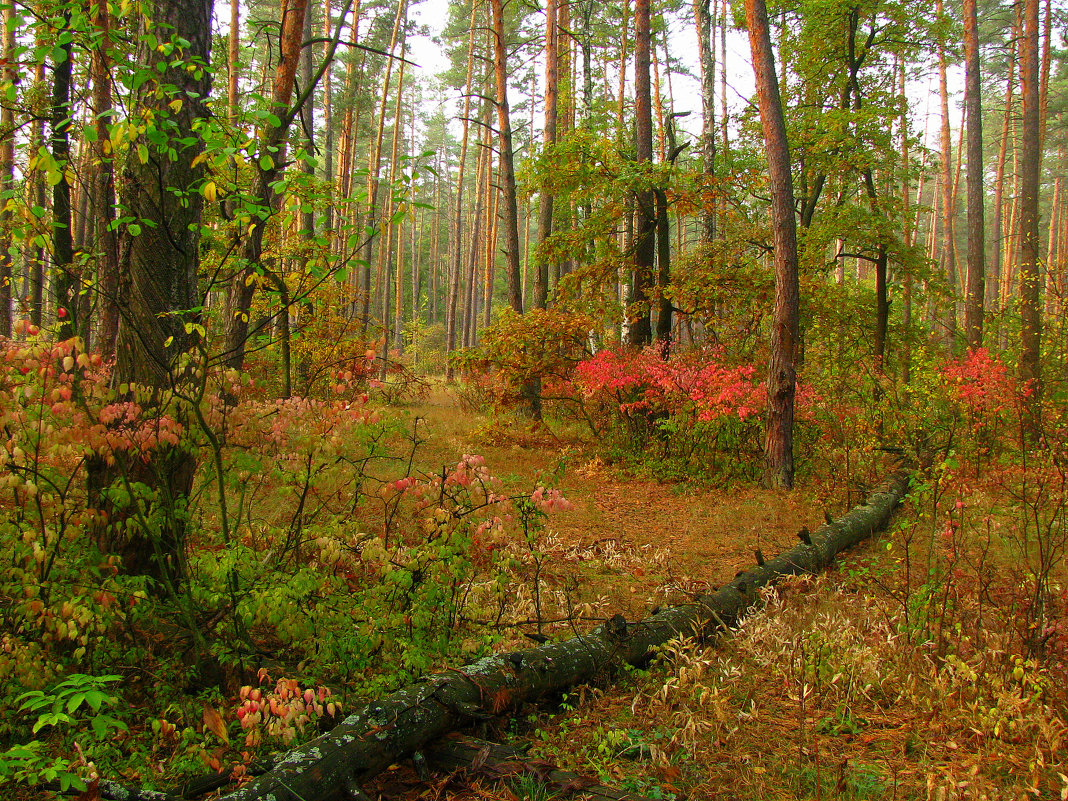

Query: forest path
<box><xmin>399</xmin><ymin>384</ymin><xmax>828</xmax><ymax>616</ymax></box>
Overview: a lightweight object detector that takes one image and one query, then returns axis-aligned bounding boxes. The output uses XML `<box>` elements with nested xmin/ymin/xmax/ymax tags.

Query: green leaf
<box><xmin>259</xmin><ymin>155</ymin><xmax>274</xmax><ymax>171</ymax></box>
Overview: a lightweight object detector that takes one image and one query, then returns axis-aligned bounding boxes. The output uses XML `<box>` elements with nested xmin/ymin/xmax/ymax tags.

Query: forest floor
<box><xmin>349</xmin><ymin>386</ymin><xmax>1068</xmax><ymax>801</ymax></box>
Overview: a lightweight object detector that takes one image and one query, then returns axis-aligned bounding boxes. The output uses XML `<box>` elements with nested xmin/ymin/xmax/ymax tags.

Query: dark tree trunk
<box><xmin>50</xmin><ymin>17</ymin><xmax>76</xmax><ymax>340</ymax></box>
<box><xmin>1018</xmin><ymin>0</ymin><xmax>1043</xmax><ymax>412</ymax></box>
<box><xmin>627</xmin><ymin>0</ymin><xmax>654</xmax><ymax>348</ymax></box>
<box><xmin>0</xmin><ymin>0</ymin><xmax>14</xmax><ymax>337</ymax></box>
<box><xmin>91</xmin><ymin>0</ymin><xmax>121</xmax><ymax>358</ymax></box>
<box><xmin>745</xmin><ymin>0</ymin><xmax>800</xmax><ymax>489</ymax></box>
<box><xmin>97</xmin><ymin>0</ymin><xmax>214</xmax><ymax>588</ymax></box>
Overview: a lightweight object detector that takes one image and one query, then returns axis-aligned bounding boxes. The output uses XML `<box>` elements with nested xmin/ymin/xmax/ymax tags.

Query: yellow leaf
<box><xmin>202</xmin><ymin>181</ymin><xmax>217</xmax><ymax>202</ymax></box>
<box><xmin>202</xmin><ymin>705</ymin><xmax>229</xmax><ymax>745</ymax></box>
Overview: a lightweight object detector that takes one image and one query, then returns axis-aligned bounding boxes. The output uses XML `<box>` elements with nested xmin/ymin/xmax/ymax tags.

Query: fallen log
<box><xmin>212</xmin><ymin>467</ymin><xmax>911</xmax><ymax>801</ymax></box>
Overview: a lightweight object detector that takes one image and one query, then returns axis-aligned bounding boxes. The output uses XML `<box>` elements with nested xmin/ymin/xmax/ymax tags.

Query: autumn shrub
<box><xmin>454</xmin><ymin>307</ymin><xmax>594</xmax><ymax>413</ymax></box>
<box><xmin>570</xmin><ymin>345</ymin><xmax>774</xmax><ymax>481</ymax></box>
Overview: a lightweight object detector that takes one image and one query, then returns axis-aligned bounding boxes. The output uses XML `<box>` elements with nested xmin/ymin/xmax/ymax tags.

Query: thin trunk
<box><xmin>229</xmin><ymin>0</ymin><xmax>240</xmax><ymax>118</ymax></box>
<box><xmin>223</xmin><ymin>0</ymin><xmax>313</xmax><ymax>369</ymax></box>
<box><xmin>489</xmin><ymin>0</ymin><xmax>523</xmax><ymax>314</ymax></box>
<box><xmin>991</xmin><ymin>30</ymin><xmax>1016</xmax><ymax>320</ymax></box>
<box><xmin>0</xmin><ymin>0</ymin><xmax>15</xmax><ymax>337</ymax></box>
<box><xmin>445</xmin><ymin>2</ymin><xmax>478</xmax><ymax>380</ymax></box>
<box><xmin>1018</xmin><ymin>0</ymin><xmax>1042</xmax><ymax>409</ymax></box>
<box><xmin>937</xmin><ymin>0</ymin><xmax>957</xmax><ymax>342</ymax></box>
<box><xmin>694</xmin><ymin>0</ymin><xmax>716</xmax><ymax>242</ymax></box>
<box><xmin>50</xmin><ymin>14</ymin><xmax>76</xmax><ymax>340</ymax></box>
<box><xmin>91</xmin><ymin>0</ymin><xmax>120</xmax><ymax>357</ymax></box>
<box><xmin>627</xmin><ymin>0</ymin><xmax>654</xmax><ymax>348</ymax></box>
<box><xmin>534</xmin><ymin>0</ymin><xmax>558</xmax><ymax>311</ymax></box>
<box><xmin>323</xmin><ymin>0</ymin><xmax>335</xmax><ymax>234</ymax></box>
<box><xmin>359</xmin><ymin>0</ymin><xmax>407</xmax><ymax>335</ymax></box>
<box><xmin>963</xmin><ymin>0</ymin><xmax>985</xmax><ymax>348</ymax></box>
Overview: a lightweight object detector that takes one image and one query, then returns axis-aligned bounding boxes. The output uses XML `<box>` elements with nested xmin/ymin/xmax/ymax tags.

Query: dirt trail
<box><xmin>404</xmin><ymin>387</ymin><xmax>827</xmax><ymax>610</ymax></box>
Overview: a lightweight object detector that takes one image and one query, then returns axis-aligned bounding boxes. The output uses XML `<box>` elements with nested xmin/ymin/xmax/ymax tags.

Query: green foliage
<box><xmin>0</xmin><ymin>674</ymin><xmax>127</xmax><ymax>793</ymax></box>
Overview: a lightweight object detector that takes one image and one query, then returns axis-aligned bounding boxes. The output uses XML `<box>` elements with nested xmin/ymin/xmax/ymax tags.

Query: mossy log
<box><xmin>213</xmin><ymin>468</ymin><xmax>909</xmax><ymax>801</ymax></box>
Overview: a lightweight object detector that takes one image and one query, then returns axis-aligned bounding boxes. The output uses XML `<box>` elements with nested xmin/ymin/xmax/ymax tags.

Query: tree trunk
<box><xmin>50</xmin><ymin>15</ymin><xmax>76</xmax><ymax>340</ymax></box>
<box><xmin>95</xmin><ymin>0</ymin><xmax>213</xmax><ymax>589</ymax></box>
<box><xmin>962</xmin><ymin>0</ymin><xmax>985</xmax><ymax>348</ymax></box>
<box><xmin>626</xmin><ymin>0</ymin><xmax>654</xmax><ymax>348</ymax></box>
<box><xmin>936</xmin><ymin>0</ymin><xmax>957</xmax><ymax>343</ymax></box>
<box><xmin>90</xmin><ymin>0</ymin><xmax>121</xmax><ymax>358</ymax></box>
<box><xmin>208</xmin><ymin>469</ymin><xmax>909</xmax><ymax>801</ymax></box>
<box><xmin>445</xmin><ymin>3</ymin><xmax>478</xmax><ymax>379</ymax></box>
<box><xmin>534</xmin><ymin>0</ymin><xmax>558</xmax><ymax>311</ymax></box>
<box><xmin>0</xmin><ymin>0</ymin><xmax>15</xmax><ymax>337</ymax></box>
<box><xmin>990</xmin><ymin>30</ymin><xmax>1016</xmax><ymax>320</ymax></box>
<box><xmin>746</xmin><ymin>0</ymin><xmax>799</xmax><ymax>490</ymax></box>
<box><xmin>693</xmin><ymin>0</ymin><xmax>716</xmax><ymax>243</ymax></box>
<box><xmin>489</xmin><ymin>0</ymin><xmax>523</xmax><ymax>316</ymax></box>
<box><xmin>1018</xmin><ymin>0</ymin><xmax>1043</xmax><ymax>411</ymax></box>
<box><xmin>223</xmin><ymin>0</ymin><xmax>311</xmax><ymax>369</ymax></box>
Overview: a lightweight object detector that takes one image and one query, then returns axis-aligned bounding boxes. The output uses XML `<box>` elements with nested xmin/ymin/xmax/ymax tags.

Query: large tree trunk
<box><xmin>97</xmin><ymin>0</ymin><xmax>213</xmax><ymax>589</ymax></box>
<box><xmin>207</xmin><ymin>469</ymin><xmax>908</xmax><ymax>801</ymax></box>
<box><xmin>746</xmin><ymin>0</ymin><xmax>800</xmax><ymax>489</ymax></box>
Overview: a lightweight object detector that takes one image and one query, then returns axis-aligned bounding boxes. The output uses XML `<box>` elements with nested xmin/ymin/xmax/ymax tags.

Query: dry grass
<box><xmin>357</xmin><ymin>388</ymin><xmax>1068</xmax><ymax>801</ymax></box>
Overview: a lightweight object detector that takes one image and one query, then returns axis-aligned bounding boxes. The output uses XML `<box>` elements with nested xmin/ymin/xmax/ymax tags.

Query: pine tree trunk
<box><xmin>962</xmin><ymin>0</ymin><xmax>985</xmax><ymax>348</ymax></box>
<box><xmin>745</xmin><ymin>0</ymin><xmax>799</xmax><ymax>490</ymax></box>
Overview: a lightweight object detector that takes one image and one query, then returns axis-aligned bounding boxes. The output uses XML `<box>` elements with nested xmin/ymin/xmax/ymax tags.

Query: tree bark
<box><xmin>223</xmin><ymin>0</ymin><xmax>311</xmax><ymax>369</ymax></box>
<box><xmin>1018</xmin><ymin>0</ymin><xmax>1043</xmax><ymax>411</ymax></box>
<box><xmin>962</xmin><ymin>0</ymin><xmax>985</xmax><ymax>348</ymax></box>
<box><xmin>626</xmin><ymin>0</ymin><xmax>654</xmax><ymax>348</ymax></box>
<box><xmin>746</xmin><ymin>0</ymin><xmax>800</xmax><ymax>489</ymax></box>
<box><xmin>990</xmin><ymin>29</ymin><xmax>1016</xmax><ymax>319</ymax></box>
<box><xmin>534</xmin><ymin>0</ymin><xmax>558</xmax><ymax>311</ymax></box>
<box><xmin>489</xmin><ymin>0</ymin><xmax>523</xmax><ymax>316</ymax></box>
<box><xmin>50</xmin><ymin>14</ymin><xmax>76</xmax><ymax>340</ymax></box>
<box><xmin>98</xmin><ymin>0</ymin><xmax>213</xmax><ymax>588</ymax></box>
<box><xmin>90</xmin><ymin>0</ymin><xmax>120</xmax><ymax>358</ymax></box>
<box><xmin>693</xmin><ymin>0</ymin><xmax>716</xmax><ymax>243</ymax></box>
<box><xmin>445</xmin><ymin>1</ymin><xmax>478</xmax><ymax>379</ymax></box>
<box><xmin>936</xmin><ymin>0</ymin><xmax>958</xmax><ymax>343</ymax></box>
